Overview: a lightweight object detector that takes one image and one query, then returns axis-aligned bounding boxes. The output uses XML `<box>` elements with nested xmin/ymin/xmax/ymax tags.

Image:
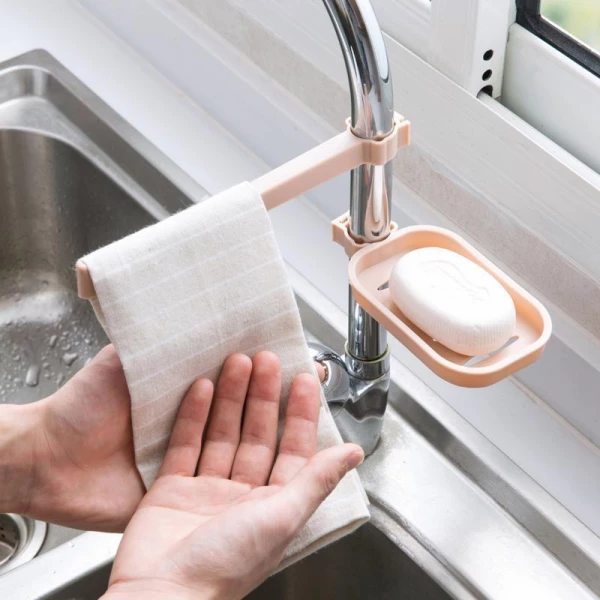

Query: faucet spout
<box><xmin>315</xmin><ymin>0</ymin><xmax>394</xmax><ymax>455</ymax></box>
<box><xmin>323</xmin><ymin>0</ymin><xmax>395</xmax><ymax>247</ymax></box>
<box><xmin>322</xmin><ymin>0</ymin><xmax>394</xmax><ymax>140</ymax></box>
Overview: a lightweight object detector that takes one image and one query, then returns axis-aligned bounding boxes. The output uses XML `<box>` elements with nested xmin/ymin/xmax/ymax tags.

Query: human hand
<box><xmin>103</xmin><ymin>352</ymin><xmax>363</xmax><ymax>600</ymax></box>
<box><xmin>0</xmin><ymin>345</ymin><xmax>145</xmax><ymax>531</ymax></box>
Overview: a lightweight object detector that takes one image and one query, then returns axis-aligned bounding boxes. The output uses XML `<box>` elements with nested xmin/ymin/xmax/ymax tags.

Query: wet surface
<box><xmin>0</xmin><ymin>129</ymin><xmax>157</xmax><ymax>405</ymax></box>
<box><xmin>0</xmin><ymin>288</ymin><xmax>106</xmax><ymax>404</ymax></box>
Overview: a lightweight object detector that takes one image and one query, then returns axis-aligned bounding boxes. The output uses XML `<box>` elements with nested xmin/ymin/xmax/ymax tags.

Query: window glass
<box><xmin>541</xmin><ymin>0</ymin><xmax>600</xmax><ymax>54</ymax></box>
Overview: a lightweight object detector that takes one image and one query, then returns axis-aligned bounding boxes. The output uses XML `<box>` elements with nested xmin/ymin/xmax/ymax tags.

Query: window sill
<box><xmin>503</xmin><ymin>23</ymin><xmax>600</xmax><ymax>177</ymax></box>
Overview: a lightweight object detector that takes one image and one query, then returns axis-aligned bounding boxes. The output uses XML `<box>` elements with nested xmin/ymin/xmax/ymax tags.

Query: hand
<box><xmin>103</xmin><ymin>352</ymin><xmax>363</xmax><ymax>600</ymax></box>
<box><xmin>0</xmin><ymin>345</ymin><xmax>145</xmax><ymax>532</ymax></box>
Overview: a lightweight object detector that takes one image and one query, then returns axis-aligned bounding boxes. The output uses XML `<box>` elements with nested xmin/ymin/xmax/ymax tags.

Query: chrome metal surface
<box><xmin>321</xmin><ymin>0</ymin><xmax>394</xmax><ymax>140</ymax></box>
<box><xmin>309</xmin><ymin>342</ymin><xmax>350</xmax><ymax>417</ymax></box>
<box><xmin>0</xmin><ymin>49</ymin><xmax>598</xmax><ymax>600</ymax></box>
<box><xmin>322</xmin><ymin>0</ymin><xmax>393</xmax><ymax>454</ymax></box>
<box><xmin>342</xmin><ymin>347</ymin><xmax>389</xmax><ymax>454</ymax></box>
<box><xmin>309</xmin><ymin>341</ymin><xmax>388</xmax><ymax>454</ymax></box>
<box><xmin>348</xmin><ymin>288</ymin><xmax>388</xmax><ymax>360</ymax></box>
<box><xmin>347</xmin><ymin>161</ymin><xmax>394</xmax><ymax>244</ymax></box>
<box><xmin>322</xmin><ymin>0</ymin><xmax>394</xmax><ymax>241</ymax></box>
<box><xmin>0</xmin><ymin>514</ymin><xmax>46</xmax><ymax>575</ymax></box>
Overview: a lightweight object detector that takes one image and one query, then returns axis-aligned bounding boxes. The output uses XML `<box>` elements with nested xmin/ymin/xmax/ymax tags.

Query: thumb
<box><xmin>274</xmin><ymin>443</ymin><xmax>364</xmax><ymax>530</ymax></box>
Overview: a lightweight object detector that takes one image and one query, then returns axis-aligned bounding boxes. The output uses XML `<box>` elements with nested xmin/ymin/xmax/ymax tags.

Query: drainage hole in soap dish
<box><xmin>463</xmin><ymin>336</ymin><xmax>519</xmax><ymax>367</ymax></box>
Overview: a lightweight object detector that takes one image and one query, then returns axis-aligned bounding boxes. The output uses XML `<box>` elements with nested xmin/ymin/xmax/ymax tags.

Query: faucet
<box><xmin>310</xmin><ymin>0</ymin><xmax>394</xmax><ymax>456</ymax></box>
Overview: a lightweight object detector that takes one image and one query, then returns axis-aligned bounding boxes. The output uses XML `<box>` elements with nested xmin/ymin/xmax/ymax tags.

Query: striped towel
<box><xmin>79</xmin><ymin>182</ymin><xmax>369</xmax><ymax>567</ymax></box>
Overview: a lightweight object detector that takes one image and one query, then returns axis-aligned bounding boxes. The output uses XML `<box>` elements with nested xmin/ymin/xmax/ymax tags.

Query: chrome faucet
<box><xmin>310</xmin><ymin>0</ymin><xmax>394</xmax><ymax>456</ymax></box>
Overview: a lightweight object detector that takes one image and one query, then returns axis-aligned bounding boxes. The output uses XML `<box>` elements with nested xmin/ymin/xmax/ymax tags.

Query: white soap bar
<box><xmin>389</xmin><ymin>247</ymin><xmax>516</xmax><ymax>356</ymax></box>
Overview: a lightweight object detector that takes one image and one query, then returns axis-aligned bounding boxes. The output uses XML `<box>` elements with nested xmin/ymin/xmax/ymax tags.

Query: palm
<box><xmin>31</xmin><ymin>345</ymin><xmax>144</xmax><ymax>531</ymax></box>
<box><xmin>116</xmin><ymin>476</ymin><xmax>279</xmax><ymax>581</ymax></box>
<box><xmin>107</xmin><ymin>353</ymin><xmax>363</xmax><ymax>600</ymax></box>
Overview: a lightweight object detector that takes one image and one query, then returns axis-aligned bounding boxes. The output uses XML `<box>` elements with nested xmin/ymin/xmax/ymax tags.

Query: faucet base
<box><xmin>310</xmin><ymin>342</ymin><xmax>390</xmax><ymax>456</ymax></box>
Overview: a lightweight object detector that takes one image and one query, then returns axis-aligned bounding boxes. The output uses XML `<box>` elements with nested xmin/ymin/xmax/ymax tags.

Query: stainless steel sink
<box><xmin>0</xmin><ymin>53</ymin><xmax>200</xmax><ymax>407</ymax></box>
<box><xmin>247</xmin><ymin>520</ymin><xmax>452</xmax><ymax>600</ymax></box>
<box><xmin>1</xmin><ymin>50</ymin><xmax>600</xmax><ymax>600</ymax></box>
<box><xmin>0</xmin><ymin>131</ymin><xmax>150</xmax><ymax>404</ymax></box>
<box><xmin>0</xmin><ymin>50</ymin><xmax>199</xmax><ymax>572</ymax></box>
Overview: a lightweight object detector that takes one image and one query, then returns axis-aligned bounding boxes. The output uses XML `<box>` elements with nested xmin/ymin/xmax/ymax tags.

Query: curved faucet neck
<box><xmin>322</xmin><ymin>0</ymin><xmax>394</xmax><ymax>139</ymax></box>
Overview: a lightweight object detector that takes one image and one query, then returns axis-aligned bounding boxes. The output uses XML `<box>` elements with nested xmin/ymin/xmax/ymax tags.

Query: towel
<box><xmin>79</xmin><ymin>182</ymin><xmax>369</xmax><ymax>567</ymax></box>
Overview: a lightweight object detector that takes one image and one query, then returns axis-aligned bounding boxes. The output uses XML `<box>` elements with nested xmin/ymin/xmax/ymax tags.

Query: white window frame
<box><xmin>503</xmin><ymin>23</ymin><xmax>600</xmax><ymax>176</ymax></box>
<box><xmin>377</xmin><ymin>1</ymin><xmax>600</xmax><ymax>173</ymax></box>
<box><xmin>383</xmin><ymin>0</ymin><xmax>600</xmax><ymax>194</ymax></box>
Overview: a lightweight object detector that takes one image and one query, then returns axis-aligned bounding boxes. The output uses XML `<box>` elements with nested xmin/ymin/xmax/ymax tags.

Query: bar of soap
<box><xmin>389</xmin><ymin>247</ymin><xmax>516</xmax><ymax>356</ymax></box>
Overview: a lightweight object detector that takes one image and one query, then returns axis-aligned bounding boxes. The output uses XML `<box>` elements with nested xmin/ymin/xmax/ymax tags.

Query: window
<box><xmin>543</xmin><ymin>0</ymin><xmax>600</xmax><ymax>53</ymax></box>
<box><xmin>516</xmin><ymin>0</ymin><xmax>600</xmax><ymax>78</ymax></box>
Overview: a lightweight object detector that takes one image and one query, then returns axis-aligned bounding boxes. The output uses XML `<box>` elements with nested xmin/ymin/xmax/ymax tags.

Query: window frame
<box><xmin>516</xmin><ymin>0</ymin><xmax>600</xmax><ymax>79</ymax></box>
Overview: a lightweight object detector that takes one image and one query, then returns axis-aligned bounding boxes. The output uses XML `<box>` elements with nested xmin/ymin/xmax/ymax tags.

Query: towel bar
<box><xmin>75</xmin><ymin>113</ymin><xmax>410</xmax><ymax>301</ymax></box>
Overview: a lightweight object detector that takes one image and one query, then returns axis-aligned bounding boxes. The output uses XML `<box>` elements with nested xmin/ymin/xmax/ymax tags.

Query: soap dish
<box><xmin>347</xmin><ymin>225</ymin><xmax>552</xmax><ymax>387</ymax></box>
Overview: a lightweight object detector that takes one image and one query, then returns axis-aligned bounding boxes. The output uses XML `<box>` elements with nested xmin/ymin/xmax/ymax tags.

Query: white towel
<box><xmin>80</xmin><ymin>182</ymin><xmax>369</xmax><ymax>567</ymax></box>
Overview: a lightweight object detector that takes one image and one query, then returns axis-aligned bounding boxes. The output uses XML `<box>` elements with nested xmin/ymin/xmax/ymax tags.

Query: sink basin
<box><xmin>0</xmin><ymin>129</ymin><xmax>152</xmax><ymax>404</ymax></box>
<box><xmin>0</xmin><ymin>50</ymin><xmax>199</xmax><ymax>572</ymax></box>
<box><xmin>247</xmin><ymin>522</ymin><xmax>452</xmax><ymax>600</ymax></box>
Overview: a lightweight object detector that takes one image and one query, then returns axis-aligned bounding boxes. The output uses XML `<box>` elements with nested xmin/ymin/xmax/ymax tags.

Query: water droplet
<box><xmin>63</xmin><ymin>344</ymin><xmax>71</xmax><ymax>351</ymax></box>
<box><xmin>25</xmin><ymin>364</ymin><xmax>40</xmax><ymax>387</ymax></box>
<box><xmin>13</xmin><ymin>377</ymin><xmax>22</xmax><ymax>386</ymax></box>
<box><xmin>56</xmin><ymin>374</ymin><xmax>65</xmax><ymax>386</ymax></box>
<box><xmin>49</xmin><ymin>335</ymin><xmax>58</xmax><ymax>348</ymax></box>
<box><xmin>85</xmin><ymin>338</ymin><xmax>91</xmax><ymax>345</ymax></box>
<box><xmin>62</xmin><ymin>353</ymin><xmax>78</xmax><ymax>366</ymax></box>
<box><xmin>43</xmin><ymin>362</ymin><xmax>50</xmax><ymax>369</ymax></box>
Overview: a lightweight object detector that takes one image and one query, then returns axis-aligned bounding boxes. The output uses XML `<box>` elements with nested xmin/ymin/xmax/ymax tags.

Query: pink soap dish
<box><xmin>347</xmin><ymin>225</ymin><xmax>552</xmax><ymax>387</ymax></box>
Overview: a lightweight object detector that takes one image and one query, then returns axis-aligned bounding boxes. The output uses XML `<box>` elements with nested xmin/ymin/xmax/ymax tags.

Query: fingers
<box><xmin>158</xmin><ymin>378</ymin><xmax>214</xmax><ymax>478</ymax></box>
<box><xmin>272</xmin><ymin>444</ymin><xmax>364</xmax><ymax>533</ymax></box>
<box><xmin>231</xmin><ymin>352</ymin><xmax>282</xmax><ymax>487</ymax></box>
<box><xmin>198</xmin><ymin>354</ymin><xmax>253</xmax><ymax>478</ymax></box>
<box><xmin>255</xmin><ymin>444</ymin><xmax>364</xmax><ymax>553</ymax></box>
<box><xmin>269</xmin><ymin>373</ymin><xmax>321</xmax><ymax>486</ymax></box>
